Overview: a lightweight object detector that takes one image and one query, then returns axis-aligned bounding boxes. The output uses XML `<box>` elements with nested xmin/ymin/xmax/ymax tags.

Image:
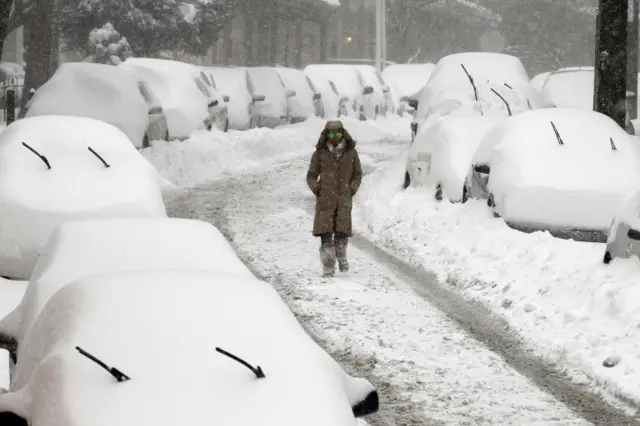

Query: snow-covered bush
<box><xmin>86</xmin><ymin>23</ymin><xmax>132</xmax><ymax>65</ymax></box>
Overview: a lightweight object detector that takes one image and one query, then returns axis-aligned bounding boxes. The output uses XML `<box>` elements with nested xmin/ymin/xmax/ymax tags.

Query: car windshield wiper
<box><xmin>88</xmin><ymin>146</ymin><xmax>110</xmax><ymax>168</ymax></box>
<box><xmin>490</xmin><ymin>88</ymin><xmax>512</xmax><ymax>116</ymax></box>
<box><xmin>216</xmin><ymin>346</ymin><xmax>265</xmax><ymax>379</ymax></box>
<box><xmin>22</xmin><ymin>142</ymin><xmax>51</xmax><ymax>169</ymax></box>
<box><xmin>550</xmin><ymin>121</ymin><xmax>564</xmax><ymax>145</ymax></box>
<box><xmin>460</xmin><ymin>64</ymin><xmax>484</xmax><ymax>116</ymax></box>
<box><xmin>76</xmin><ymin>346</ymin><xmax>130</xmax><ymax>383</ymax></box>
<box><xmin>610</xmin><ymin>137</ymin><xmax>617</xmax><ymax>151</ymax></box>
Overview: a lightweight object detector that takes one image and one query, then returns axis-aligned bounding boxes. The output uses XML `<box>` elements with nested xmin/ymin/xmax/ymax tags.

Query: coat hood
<box><xmin>316</xmin><ymin>128</ymin><xmax>357</xmax><ymax>151</ymax></box>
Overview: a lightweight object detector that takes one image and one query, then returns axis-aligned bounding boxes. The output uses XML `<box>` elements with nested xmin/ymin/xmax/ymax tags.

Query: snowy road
<box><xmin>165</xmin><ymin>138</ymin><xmax>638</xmax><ymax>425</ymax></box>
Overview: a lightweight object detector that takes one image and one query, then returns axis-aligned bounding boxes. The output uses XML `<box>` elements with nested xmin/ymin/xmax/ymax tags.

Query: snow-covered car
<box><xmin>276</xmin><ymin>66</ymin><xmax>323</xmax><ymax>121</ymax></box>
<box><xmin>245</xmin><ymin>66</ymin><xmax>295</xmax><ymax>127</ymax></box>
<box><xmin>413</xmin><ymin>52</ymin><xmax>549</xmax><ymax>135</ymax></box>
<box><xmin>382</xmin><ymin>63</ymin><xmax>435</xmax><ymax>116</ymax></box>
<box><xmin>305</xmin><ymin>70</ymin><xmax>349</xmax><ymax>118</ymax></box>
<box><xmin>0</xmin><ymin>115</ymin><xmax>166</xmax><ymax>279</ymax></box>
<box><xmin>305</xmin><ymin>64</ymin><xmax>376</xmax><ymax>120</ymax></box>
<box><xmin>123</xmin><ymin>58</ymin><xmax>228</xmax><ymax>134</ymax></box>
<box><xmin>25</xmin><ymin>62</ymin><xmax>161</xmax><ymax>149</ymax></box>
<box><xmin>463</xmin><ymin>108</ymin><xmax>640</xmax><ymax>241</ymax></box>
<box><xmin>203</xmin><ymin>66</ymin><xmax>265</xmax><ymax>130</ymax></box>
<box><xmin>530</xmin><ymin>70</ymin><xmax>552</xmax><ymax>92</ymax></box>
<box><xmin>0</xmin><ymin>218</ymin><xmax>252</xmax><ymax>346</ymax></box>
<box><xmin>540</xmin><ymin>67</ymin><xmax>595</xmax><ymax>110</ymax></box>
<box><xmin>604</xmin><ymin>191</ymin><xmax>640</xmax><ymax>264</ymax></box>
<box><xmin>0</xmin><ymin>268</ymin><xmax>378</xmax><ymax>426</ymax></box>
<box><xmin>404</xmin><ymin>116</ymin><xmax>502</xmax><ymax>201</ymax></box>
<box><xmin>357</xmin><ymin>65</ymin><xmax>392</xmax><ymax>116</ymax></box>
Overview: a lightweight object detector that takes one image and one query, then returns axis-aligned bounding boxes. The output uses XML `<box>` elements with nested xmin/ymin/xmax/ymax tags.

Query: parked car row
<box><xmin>0</xmin><ymin>111</ymin><xmax>379</xmax><ymax>425</ymax></box>
<box><xmin>402</xmin><ymin>51</ymin><xmax>640</xmax><ymax>266</ymax></box>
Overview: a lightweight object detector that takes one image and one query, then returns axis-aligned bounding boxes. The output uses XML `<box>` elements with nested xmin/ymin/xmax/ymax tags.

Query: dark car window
<box><xmin>246</xmin><ymin>71</ymin><xmax>255</xmax><ymax>94</ymax></box>
<box><xmin>194</xmin><ymin>77</ymin><xmax>211</xmax><ymax>97</ymax></box>
<box><xmin>200</xmin><ymin>71</ymin><xmax>212</xmax><ymax>87</ymax></box>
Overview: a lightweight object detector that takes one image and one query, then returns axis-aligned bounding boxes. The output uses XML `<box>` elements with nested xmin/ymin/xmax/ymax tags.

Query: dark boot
<box><xmin>319</xmin><ymin>233</ymin><xmax>336</xmax><ymax>277</ymax></box>
<box><xmin>335</xmin><ymin>234</ymin><xmax>349</xmax><ymax>272</ymax></box>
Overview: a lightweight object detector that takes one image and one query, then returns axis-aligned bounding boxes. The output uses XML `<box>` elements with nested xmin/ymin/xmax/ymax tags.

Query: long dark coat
<box><xmin>306</xmin><ymin>129</ymin><xmax>363</xmax><ymax>237</ymax></box>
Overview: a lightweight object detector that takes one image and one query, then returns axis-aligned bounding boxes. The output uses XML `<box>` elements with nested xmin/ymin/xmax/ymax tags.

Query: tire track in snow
<box><xmin>165</xmin><ymin>158</ymin><xmax>609</xmax><ymax>425</ymax></box>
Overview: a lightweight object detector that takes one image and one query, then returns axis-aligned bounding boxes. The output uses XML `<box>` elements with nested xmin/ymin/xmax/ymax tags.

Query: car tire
<box><xmin>603</xmin><ymin>251</ymin><xmax>612</xmax><ymax>264</ymax></box>
<box><xmin>487</xmin><ymin>193</ymin><xmax>495</xmax><ymax>208</ymax></box>
<box><xmin>434</xmin><ymin>184</ymin><xmax>443</xmax><ymax>201</ymax></box>
<box><xmin>403</xmin><ymin>171</ymin><xmax>411</xmax><ymax>189</ymax></box>
<box><xmin>142</xmin><ymin>133</ymin><xmax>150</xmax><ymax>149</ymax></box>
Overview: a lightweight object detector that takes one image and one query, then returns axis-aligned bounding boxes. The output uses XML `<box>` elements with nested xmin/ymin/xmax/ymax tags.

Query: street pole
<box><xmin>628</xmin><ymin>0</ymin><xmax>639</xmax><ymax>120</ymax></box>
<box><xmin>594</xmin><ymin>0</ymin><xmax>628</xmax><ymax>129</ymax></box>
<box><xmin>375</xmin><ymin>0</ymin><xmax>386</xmax><ymax>71</ymax></box>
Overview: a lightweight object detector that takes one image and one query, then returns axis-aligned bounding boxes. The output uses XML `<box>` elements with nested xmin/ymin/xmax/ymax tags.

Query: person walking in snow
<box><xmin>306</xmin><ymin>120</ymin><xmax>363</xmax><ymax>277</ymax></box>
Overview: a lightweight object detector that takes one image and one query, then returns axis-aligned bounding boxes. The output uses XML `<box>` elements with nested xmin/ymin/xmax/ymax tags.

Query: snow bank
<box><xmin>3</xmin><ymin>269</ymin><xmax>376</xmax><ymax>426</ymax></box>
<box><xmin>484</xmin><ymin>108</ymin><xmax>640</xmax><ymax>231</ymax></box>
<box><xmin>0</xmin><ymin>217</ymin><xmax>251</xmax><ymax>344</ymax></box>
<box><xmin>143</xmin><ymin>116</ymin><xmax>411</xmax><ymax>188</ymax></box>
<box><xmin>0</xmin><ymin>116</ymin><xmax>166</xmax><ymax>279</ymax></box>
<box><xmin>26</xmin><ymin>62</ymin><xmax>148</xmax><ymax>148</ymax></box>
<box><xmin>354</xmin><ymin>152</ymin><xmax>640</xmax><ymax>408</ymax></box>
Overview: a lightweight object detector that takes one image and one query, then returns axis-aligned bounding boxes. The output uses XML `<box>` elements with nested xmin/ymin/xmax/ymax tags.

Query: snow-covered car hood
<box><xmin>0</xmin><ymin>269</ymin><xmax>377</xmax><ymax>426</ymax></box>
<box><xmin>0</xmin><ymin>116</ymin><xmax>166</xmax><ymax>279</ymax></box>
<box><xmin>485</xmin><ymin>108</ymin><xmax>640</xmax><ymax>230</ymax></box>
<box><xmin>26</xmin><ymin>62</ymin><xmax>148</xmax><ymax>147</ymax></box>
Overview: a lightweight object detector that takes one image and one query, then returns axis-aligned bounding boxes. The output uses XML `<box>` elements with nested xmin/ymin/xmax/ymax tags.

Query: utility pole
<box><xmin>594</xmin><ymin>0</ymin><xmax>629</xmax><ymax>128</ymax></box>
<box><xmin>375</xmin><ymin>0</ymin><xmax>386</xmax><ymax>72</ymax></box>
<box><xmin>628</xmin><ymin>0</ymin><xmax>639</xmax><ymax>120</ymax></box>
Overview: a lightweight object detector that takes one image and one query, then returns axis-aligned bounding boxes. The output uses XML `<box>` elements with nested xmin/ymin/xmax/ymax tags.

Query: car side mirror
<box><xmin>352</xmin><ymin>390</ymin><xmax>379</xmax><ymax>418</ymax></box>
<box><xmin>313</xmin><ymin>92</ymin><xmax>321</xmax><ymax>100</ymax></box>
<box><xmin>148</xmin><ymin>106</ymin><xmax>163</xmax><ymax>115</ymax></box>
<box><xmin>627</xmin><ymin>228</ymin><xmax>640</xmax><ymax>241</ymax></box>
<box><xmin>252</xmin><ymin>94</ymin><xmax>266</xmax><ymax>102</ymax></box>
<box><xmin>286</xmin><ymin>89</ymin><xmax>296</xmax><ymax>98</ymax></box>
<box><xmin>474</xmin><ymin>163</ymin><xmax>490</xmax><ymax>174</ymax></box>
<box><xmin>208</xmin><ymin>99</ymin><xmax>219</xmax><ymax>108</ymax></box>
<box><xmin>223</xmin><ymin>95</ymin><xmax>230</xmax><ymax>102</ymax></box>
<box><xmin>408</xmin><ymin>99</ymin><xmax>418</xmax><ymax>110</ymax></box>
<box><xmin>363</xmin><ymin>86</ymin><xmax>374</xmax><ymax>95</ymax></box>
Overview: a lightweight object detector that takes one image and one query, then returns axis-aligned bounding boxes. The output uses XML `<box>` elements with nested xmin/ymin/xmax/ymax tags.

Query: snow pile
<box><xmin>354</xmin><ymin>151</ymin><xmax>640</xmax><ymax>407</ymax></box>
<box><xmin>26</xmin><ymin>62</ymin><xmax>148</xmax><ymax>147</ymax></box>
<box><xmin>143</xmin><ymin>115</ymin><xmax>411</xmax><ymax>188</ymax></box>
<box><xmin>483</xmin><ymin>108</ymin><xmax>640</xmax><ymax>231</ymax></box>
<box><xmin>0</xmin><ymin>116</ymin><xmax>166</xmax><ymax>279</ymax></box>
<box><xmin>2</xmin><ymin>269</ymin><xmax>376</xmax><ymax>425</ymax></box>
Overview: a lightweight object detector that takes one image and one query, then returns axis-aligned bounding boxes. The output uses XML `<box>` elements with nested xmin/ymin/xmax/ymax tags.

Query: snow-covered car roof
<box><xmin>530</xmin><ymin>71</ymin><xmax>552</xmax><ymax>92</ymax></box>
<box><xmin>0</xmin><ymin>269</ymin><xmax>377</xmax><ymax>426</ymax></box>
<box><xmin>541</xmin><ymin>68</ymin><xmax>594</xmax><ymax>109</ymax></box>
<box><xmin>0</xmin><ymin>218</ymin><xmax>251</xmax><ymax>344</ymax></box>
<box><xmin>475</xmin><ymin>108</ymin><xmax>640</xmax><ymax>230</ymax></box>
<box><xmin>382</xmin><ymin>63</ymin><xmax>435</xmax><ymax>98</ymax></box>
<box><xmin>304</xmin><ymin>64</ymin><xmax>366</xmax><ymax>99</ymax></box>
<box><xmin>122</xmin><ymin>59</ymin><xmax>215</xmax><ymax>138</ymax></box>
<box><xmin>245</xmin><ymin>67</ymin><xmax>288</xmax><ymax>116</ymax></box>
<box><xmin>0</xmin><ymin>115</ymin><xmax>166</xmax><ymax>279</ymax></box>
<box><xmin>276</xmin><ymin>67</ymin><xmax>316</xmax><ymax>118</ymax></box>
<box><xmin>25</xmin><ymin>62</ymin><xmax>149</xmax><ymax>147</ymax></box>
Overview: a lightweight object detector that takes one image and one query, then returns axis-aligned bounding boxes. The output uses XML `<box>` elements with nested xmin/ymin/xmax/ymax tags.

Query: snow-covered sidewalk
<box><xmin>166</xmin><ymin>155</ymin><xmax>590</xmax><ymax>425</ymax></box>
<box><xmin>354</xmin><ymin>153</ymin><xmax>640</xmax><ymax>411</ymax></box>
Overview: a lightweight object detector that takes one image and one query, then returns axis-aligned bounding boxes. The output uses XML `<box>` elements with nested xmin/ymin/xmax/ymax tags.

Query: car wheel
<box><xmin>603</xmin><ymin>251</ymin><xmax>612</xmax><ymax>264</ymax></box>
<box><xmin>142</xmin><ymin>133</ymin><xmax>150</xmax><ymax>149</ymax></box>
<box><xmin>434</xmin><ymin>184</ymin><xmax>443</xmax><ymax>201</ymax></box>
<box><xmin>403</xmin><ymin>171</ymin><xmax>411</xmax><ymax>189</ymax></box>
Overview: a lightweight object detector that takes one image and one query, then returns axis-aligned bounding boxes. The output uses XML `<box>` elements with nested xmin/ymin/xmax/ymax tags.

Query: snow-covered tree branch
<box><xmin>86</xmin><ymin>23</ymin><xmax>132</xmax><ymax>65</ymax></box>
